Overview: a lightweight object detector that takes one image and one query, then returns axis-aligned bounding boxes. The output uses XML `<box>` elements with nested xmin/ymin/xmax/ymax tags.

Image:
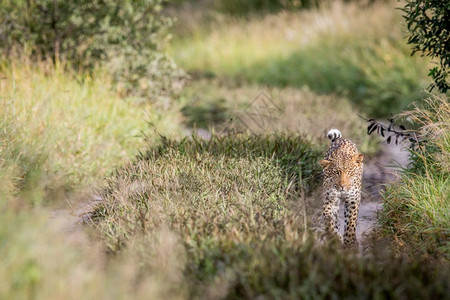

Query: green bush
<box><xmin>401</xmin><ymin>0</ymin><xmax>450</xmax><ymax>92</ymax></box>
<box><xmin>0</xmin><ymin>0</ymin><xmax>185</xmax><ymax>102</ymax></box>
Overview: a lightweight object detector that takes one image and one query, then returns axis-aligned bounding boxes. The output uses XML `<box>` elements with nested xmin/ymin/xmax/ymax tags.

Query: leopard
<box><xmin>319</xmin><ymin>129</ymin><xmax>364</xmax><ymax>246</ymax></box>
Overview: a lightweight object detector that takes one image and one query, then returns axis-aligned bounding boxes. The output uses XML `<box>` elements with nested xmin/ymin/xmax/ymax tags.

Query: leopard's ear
<box><xmin>319</xmin><ymin>159</ymin><xmax>331</xmax><ymax>168</ymax></box>
<box><xmin>352</xmin><ymin>153</ymin><xmax>364</xmax><ymax>164</ymax></box>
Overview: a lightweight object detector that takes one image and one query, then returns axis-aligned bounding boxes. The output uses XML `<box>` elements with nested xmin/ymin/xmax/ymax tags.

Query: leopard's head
<box><xmin>319</xmin><ymin>153</ymin><xmax>363</xmax><ymax>190</ymax></box>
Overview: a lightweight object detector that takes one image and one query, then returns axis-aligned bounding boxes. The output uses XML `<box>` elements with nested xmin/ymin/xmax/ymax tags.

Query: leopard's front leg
<box><xmin>343</xmin><ymin>187</ymin><xmax>361</xmax><ymax>246</ymax></box>
<box><xmin>322</xmin><ymin>188</ymin><xmax>342</xmax><ymax>242</ymax></box>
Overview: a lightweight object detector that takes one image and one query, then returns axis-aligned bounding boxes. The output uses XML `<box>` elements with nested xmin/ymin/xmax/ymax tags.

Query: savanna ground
<box><xmin>0</xmin><ymin>0</ymin><xmax>449</xmax><ymax>299</ymax></box>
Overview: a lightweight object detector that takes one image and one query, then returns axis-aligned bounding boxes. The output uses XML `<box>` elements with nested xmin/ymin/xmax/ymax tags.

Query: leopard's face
<box><xmin>319</xmin><ymin>139</ymin><xmax>363</xmax><ymax>191</ymax></box>
<box><xmin>321</xmin><ymin>157</ymin><xmax>363</xmax><ymax>190</ymax></box>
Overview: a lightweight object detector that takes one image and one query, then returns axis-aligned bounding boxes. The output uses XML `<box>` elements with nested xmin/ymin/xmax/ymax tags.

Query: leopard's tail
<box><xmin>327</xmin><ymin>129</ymin><xmax>342</xmax><ymax>142</ymax></box>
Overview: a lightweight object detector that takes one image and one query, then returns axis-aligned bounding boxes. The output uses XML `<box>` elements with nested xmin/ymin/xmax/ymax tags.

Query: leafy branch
<box><xmin>401</xmin><ymin>0</ymin><xmax>449</xmax><ymax>93</ymax></box>
<box><xmin>359</xmin><ymin>115</ymin><xmax>421</xmax><ymax>149</ymax></box>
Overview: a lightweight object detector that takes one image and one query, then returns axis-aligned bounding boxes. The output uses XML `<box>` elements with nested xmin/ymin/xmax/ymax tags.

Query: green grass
<box><xmin>380</xmin><ymin>95</ymin><xmax>450</xmax><ymax>259</ymax></box>
<box><xmin>383</xmin><ymin>173</ymin><xmax>449</xmax><ymax>257</ymax></box>
<box><xmin>171</xmin><ymin>1</ymin><xmax>429</xmax><ymax>117</ymax></box>
<box><xmin>91</xmin><ymin>132</ymin><xmax>319</xmax><ymax>295</ymax></box>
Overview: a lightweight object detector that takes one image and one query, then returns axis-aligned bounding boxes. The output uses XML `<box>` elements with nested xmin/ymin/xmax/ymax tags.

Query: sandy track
<box><xmin>340</xmin><ymin>142</ymin><xmax>410</xmax><ymax>246</ymax></box>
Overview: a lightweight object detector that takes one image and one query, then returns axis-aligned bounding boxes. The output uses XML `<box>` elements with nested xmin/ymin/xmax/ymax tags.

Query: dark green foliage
<box><xmin>401</xmin><ymin>0</ymin><xmax>450</xmax><ymax>92</ymax></box>
<box><xmin>0</xmin><ymin>0</ymin><xmax>185</xmax><ymax>102</ymax></box>
<box><xmin>215</xmin><ymin>0</ymin><xmax>320</xmax><ymax>15</ymax></box>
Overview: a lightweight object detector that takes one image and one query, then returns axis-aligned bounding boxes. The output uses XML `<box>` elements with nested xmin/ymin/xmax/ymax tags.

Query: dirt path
<box><xmin>50</xmin><ymin>194</ymin><xmax>102</xmax><ymax>247</ymax></box>
<box><xmin>339</xmin><ymin>142</ymin><xmax>410</xmax><ymax>248</ymax></box>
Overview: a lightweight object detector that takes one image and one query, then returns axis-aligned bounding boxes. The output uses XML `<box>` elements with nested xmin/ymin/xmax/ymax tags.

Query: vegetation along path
<box><xmin>353</xmin><ymin>141</ymin><xmax>410</xmax><ymax>249</ymax></box>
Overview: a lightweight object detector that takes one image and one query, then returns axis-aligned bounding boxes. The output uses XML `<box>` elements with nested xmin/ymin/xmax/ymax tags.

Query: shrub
<box><xmin>0</xmin><ymin>0</ymin><xmax>185</xmax><ymax>103</ymax></box>
<box><xmin>401</xmin><ymin>0</ymin><xmax>450</xmax><ymax>92</ymax></box>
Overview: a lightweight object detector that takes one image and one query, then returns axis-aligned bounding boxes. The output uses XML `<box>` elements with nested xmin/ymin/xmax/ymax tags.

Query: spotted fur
<box><xmin>319</xmin><ymin>129</ymin><xmax>364</xmax><ymax>246</ymax></box>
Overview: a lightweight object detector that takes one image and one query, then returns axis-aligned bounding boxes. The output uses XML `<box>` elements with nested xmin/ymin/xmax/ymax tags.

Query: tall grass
<box><xmin>171</xmin><ymin>1</ymin><xmax>429</xmax><ymax>116</ymax></box>
<box><xmin>0</xmin><ymin>57</ymin><xmax>182</xmax><ymax>198</ymax></box>
<box><xmin>380</xmin><ymin>94</ymin><xmax>450</xmax><ymax>258</ymax></box>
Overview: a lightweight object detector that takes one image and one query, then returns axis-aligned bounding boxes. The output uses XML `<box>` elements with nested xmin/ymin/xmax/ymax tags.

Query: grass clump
<box><xmin>171</xmin><ymin>1</ymin><xmax>429</xmax><ymax>117</ymax></box>
<box><xmin>93</xmin><ymin>133</ymin><xmax>322</xmax><ymax>252</ymax></box>
<box><xmin>380</xmin><ymin>94</ymin><xmax>450</xmax><ymax>259</ymax></box>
